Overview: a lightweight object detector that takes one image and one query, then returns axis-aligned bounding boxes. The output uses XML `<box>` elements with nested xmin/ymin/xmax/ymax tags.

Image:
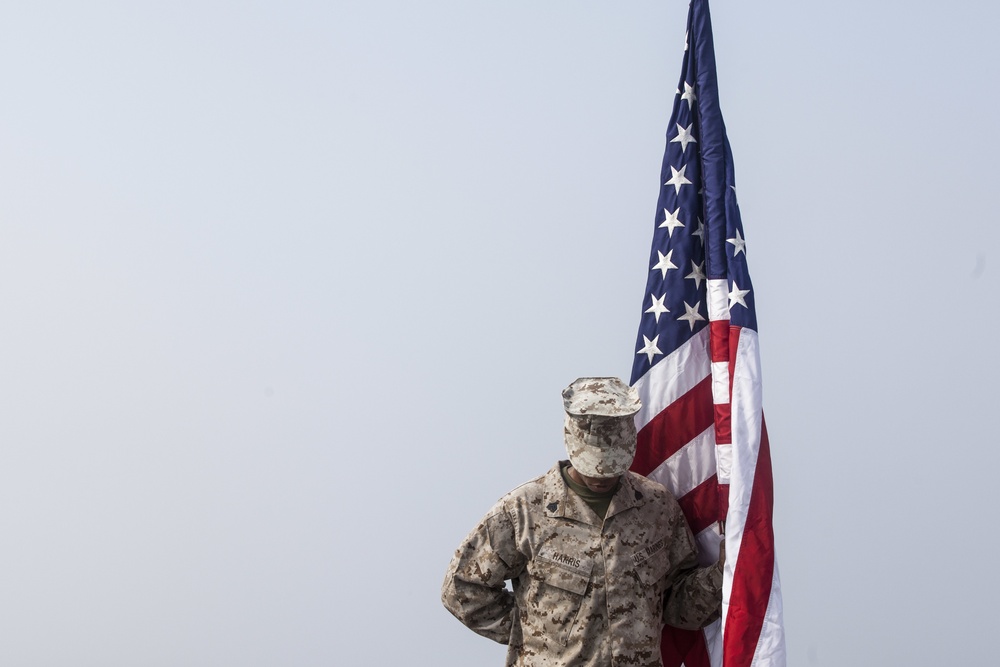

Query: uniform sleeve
<box><xmin>661</xmin><ymin>505</ymin><xmax>723</xmax><ymax>630</ymax></box>
<box><xmin>441</xmin><ymin>501</ymin><xmax>527</xmax><ymax>644</ymax></box>
<box><xmin>663</xmin><ymin>560</ymin><xmax>723</xmax><ymax>630</ymax></box>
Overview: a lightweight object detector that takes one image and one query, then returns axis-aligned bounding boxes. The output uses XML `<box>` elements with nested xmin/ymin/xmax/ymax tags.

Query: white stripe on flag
<box><xmin>646</xmin><ymin>426</ymin><xmax>716</xmax><ymax>498</ymax></box>
<box><xmin>711</xmin><ymin>361</ymin><xmax>730</xmax><ymax>404</ymax></box>
<box><xmin>721</xmin><ymin>329</ymin><xmax>764</xmax><ymax>644</ymax></box>
<box><xmin>633</xmin><ymin>327</ymin><xmax>711</xmax><ymax>430</ymax></box>
<box><xmin>753</xmin><ymin>562</ymin><xmax>787</xmax><ymax>667</ymax></box>
<box><xmin>694</xmin><ymin>523</ymin><xmax>723</xmax><ymax>567</ymax></box>
<box><xmin>716</xmin><ymin>443</ymin><xmax>732</xmax><ymax>483</ymax></box>
<box><xmin>727</xmin><ymin>329</ymin><xmax>764</xmax><ymax>532</ymax></box>
<box><xmin>706</xmin><ymin>278</ymin><xmax>729</xmax><ymax>321</ymax></box>
<box><xmin>705</xmin><ymin>618</ymin><xmax>723</xmax><ymax>667</ymax></box>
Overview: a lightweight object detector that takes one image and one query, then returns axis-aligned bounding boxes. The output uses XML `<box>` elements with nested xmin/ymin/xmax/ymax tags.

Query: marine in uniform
<box><xmin>442</xmin><ymin>377</ymin><xmax>722</xmax><ymax>667</ymax></box>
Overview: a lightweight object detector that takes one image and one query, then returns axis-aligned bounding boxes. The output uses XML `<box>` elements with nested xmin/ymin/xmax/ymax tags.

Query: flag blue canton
<box><xmin>630</xmin><ymin>12</ymin><xmax>758</xmax><ymax>386</ymax></box>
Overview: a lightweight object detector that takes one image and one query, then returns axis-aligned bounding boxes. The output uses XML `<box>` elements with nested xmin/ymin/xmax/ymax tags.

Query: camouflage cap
<box><xmin>562</xmin><ymin>377</ymin><xmax>642</xmax><ymax>478</ymax></box>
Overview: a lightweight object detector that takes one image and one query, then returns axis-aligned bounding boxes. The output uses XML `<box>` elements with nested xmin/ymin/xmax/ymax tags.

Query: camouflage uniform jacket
<box><xmin>442</xmin><ymin>461</ymin><xmax>721</xmax><ymax>667</ymax></box>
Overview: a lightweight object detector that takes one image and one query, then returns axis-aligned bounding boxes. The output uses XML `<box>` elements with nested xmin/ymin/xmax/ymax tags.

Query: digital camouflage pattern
<box><xmin>442</xmin><ymin>462</ymin><xmax>722</xmax><ymax>667</ymax></box>
<box><xmin>561</xmin><ymin>378</ymin><xmax>642</xmax><ymax>478</ymax></box>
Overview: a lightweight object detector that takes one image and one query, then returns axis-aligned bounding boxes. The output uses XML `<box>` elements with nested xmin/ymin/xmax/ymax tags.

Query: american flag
<box><xmin>629</xmin><ymin>2</ymin><xmax>786</xmax><ymax>666</ymax></box>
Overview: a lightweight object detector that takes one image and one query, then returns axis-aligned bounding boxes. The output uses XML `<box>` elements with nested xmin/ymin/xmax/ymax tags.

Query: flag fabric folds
<box><xmin>629</xmin><ymin>1</ymin><xmax>786</xmax><ymax>666</ymax></box>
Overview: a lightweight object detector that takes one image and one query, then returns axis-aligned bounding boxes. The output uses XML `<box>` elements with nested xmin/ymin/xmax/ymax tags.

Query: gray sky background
<box><xmin>1</xmin><ymin>1</ymin><xmax>997</xmax><ymax>665</ymax></box>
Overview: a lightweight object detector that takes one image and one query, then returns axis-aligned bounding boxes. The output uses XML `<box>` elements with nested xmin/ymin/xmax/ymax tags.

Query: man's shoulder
<box><xmin>501</xmin><ymin>464</ymin><xmax>560</xmax><ymax>501</ymax></box>
<box><xmin>483</xmin><ymin>463</ymin><xmax>566</xmax><ymax>516</ymax></box>
<box><xmin>622</xmin><ymin>471</ymin><xmax>679</xmax><ymax>504</ymax></box>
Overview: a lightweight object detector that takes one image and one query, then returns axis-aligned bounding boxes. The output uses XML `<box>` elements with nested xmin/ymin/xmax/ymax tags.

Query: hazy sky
<box><xmin>1</xmin><ymin>1</ymin><xmax>998</xmax><ymax>665</ymax></box>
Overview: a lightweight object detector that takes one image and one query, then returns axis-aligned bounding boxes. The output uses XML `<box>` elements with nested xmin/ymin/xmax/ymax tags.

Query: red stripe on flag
<box><xmin>677</xmin><ymin>474</ymin><xmax>719</xmax><ymax>535</ymax></box>
<box><xmin>631</xmin><ymin>376</ymin><xmax>714</xmax><ymax>477</ymax></box>
<box><xmin>723</xmin><ymin>417</ymin><xmax>776</xmax><ymax>667</ymax></box>
<box><xmin>660</xmin><ymin>625</ymin><xmax>711</xmax><ymax>667</ymax></box>
<box><xmin>710</xmin><ymin>320</ymin><xmax>729</xmax><ymax>362</ymax></box>
<box><xmin>714</xmin><ymin>403</ymin><xmax>731</xmax><ymax>444</ymax></box>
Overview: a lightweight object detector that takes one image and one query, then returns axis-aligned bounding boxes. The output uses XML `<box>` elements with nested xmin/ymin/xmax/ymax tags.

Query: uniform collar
<box><xmin>541</xmin><ymin>461</ymin><xmax>646</xmax><ymax>524</ymax></box>
<box><xmin>606</xmin><ymin>471</ymin><xmax>646</xmax><ymax>518</ymax></box>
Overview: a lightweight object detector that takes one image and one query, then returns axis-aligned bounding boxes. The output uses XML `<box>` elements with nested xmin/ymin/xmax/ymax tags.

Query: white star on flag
<box><xmin>728</xmin><ymin>282</ymin><xmax>751</xmax><ymax>309</ymax></box>
<box><xmin>681</xmin><ymin>81</ymin><xmax>696</xmax><ymax>108</ymax></box>
<box><xmin>659</xmin><ymin>208</ymin><xmax>685</xmax><ymax>237</ymax></box>
<box><xmin>727</xmin><ymin>229</ymin><xmax>746</xmax><ymax>256</ymax></box>
<box><xmin>691</xmin><ymin>218</ymin><xmax>705</xmax><ymax>243</ymax></box>
<box><xmin>645</xmin><ymin>293</ymin><xmax>669</xmax><ymax>322</ymax></box>
<box><xmin>685</xmin><ymin>260</ymin><xmax>706</xmax><ymax>290</ymax></box>
<box><xmin>664</xmin><ymin>165</ymin><xmax>692</xmax><ymax>194</ymax></box>
<box><xmin>651</xmin><ymin>249</ymin><xmax>678</xmax><ymax>278</ymax></box>
<box><xmin>670</xmin><ymin>123</ymin><xmax>697</xmax><ymax>153</ymax></box>
<box><xmin>677</xmin><ymin>300</ymin><xmax>705</xmax><ymax>331</ymax></box>
<box><xmin>636</xmin><ymin>334</ymin><xmax>663</xmax><ymax>364</ymax></box>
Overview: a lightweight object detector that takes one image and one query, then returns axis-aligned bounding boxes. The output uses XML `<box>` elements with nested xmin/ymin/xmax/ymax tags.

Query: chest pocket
<box><xmin>632</xmin><ymin>537</ymin><xmax>671</xmax><ymax>587</ymax></box>
<box><xmin>524</xmin><ymin>551</ymin><xmax>594</xmax><ymax>646</ymax></box>
<box><xmin>533</xmin><ymin>553</ymin><xmax>592</xmax><ymax>594</ymax></box>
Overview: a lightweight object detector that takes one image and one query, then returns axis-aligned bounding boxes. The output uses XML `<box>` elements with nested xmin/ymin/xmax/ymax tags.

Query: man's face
<box><xmin>567</xmin><ymin>466</ymin><xmax>620</xmax><ymax>494</ymax></box>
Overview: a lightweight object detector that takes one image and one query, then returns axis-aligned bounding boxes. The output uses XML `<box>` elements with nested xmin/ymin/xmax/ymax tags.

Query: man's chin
<box><xmin>588</xmin><ymin>482</ymin><xmax>617</xmax><ymax>493</ymax></box>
